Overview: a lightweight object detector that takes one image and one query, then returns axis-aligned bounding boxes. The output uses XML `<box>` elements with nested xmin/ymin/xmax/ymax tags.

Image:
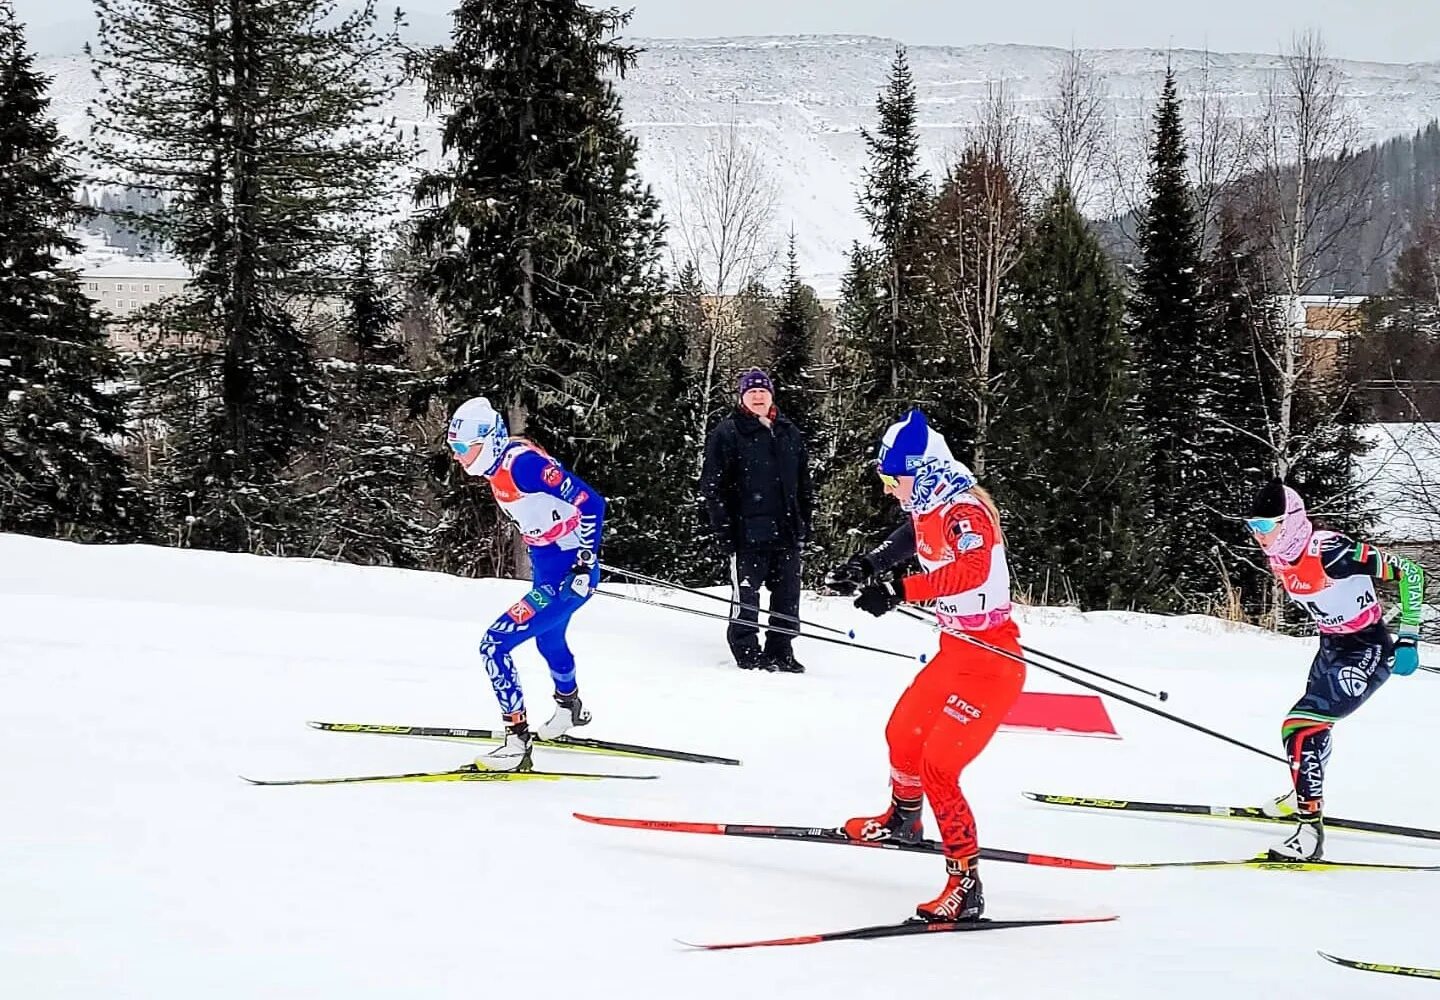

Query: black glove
<box><xmin>854</xmin><ymin>577</ymin><xmax>904</xmax><ymax>618</ymax></box>
<box><xmin>566</xmin><ymin>548</ymin><xmax>596</xmax><ymax>596</ymax></box>
<box><xmin>824</xmin><ymin>555</ymin><xmax>874</xmax><ymax>596</ymax></box>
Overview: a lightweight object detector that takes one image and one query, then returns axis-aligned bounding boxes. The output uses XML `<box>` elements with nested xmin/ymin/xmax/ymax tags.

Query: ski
<box><xmin>573</xmin><ymin>813</ymin><xmax>1115</xmax><ymax>869</ymax></box>
<box><xmin>1118</xmin><ymin>858</ymin><xmax>1440</xmax><ymax>872</ymax></box>
<box><xmin>1024</xmin><ymin>792</ymin><xmax>1440</xmax><ymax>842</ymax></box>
<box><xmin>680</xmin><ymin>915</ymin><xmax>1118</xmax><ymax>951</ymax></box>
<box><xmin>1318</xmin><ymin>951</ymin><xmax>1440</xmax><ymax>980</ymax></box>
<box><xmin>242</xmin><ymin>766</ymin><xmax>658</xmax><ymax>786</ymax></box>
<box><xmin>574</xmin><ymin>814</ymin><xmax>1440</xmax><ymax>872</ymax></box>
<box><xmin>307</xmin><ymin>721</ymin><xmax>740</xmax><ymax>766</ymax></box>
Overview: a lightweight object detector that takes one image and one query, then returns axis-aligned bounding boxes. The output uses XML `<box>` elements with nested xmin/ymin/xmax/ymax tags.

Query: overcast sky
<box><xmin>12</xmin><ymin>0</ymin><xmax>1440</xmax><ymax>64</ymax></box>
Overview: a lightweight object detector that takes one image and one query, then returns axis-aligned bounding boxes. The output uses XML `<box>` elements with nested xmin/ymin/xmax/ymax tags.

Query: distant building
<box><xmin>1287</xmin><ymin>294</ymin><xmax>1367</xmax><ymax>376</ymax></box>
<box><xmin>79</xmin><ymin>260</ymin><xmax>192</xmax><ymax>319</ymax></box>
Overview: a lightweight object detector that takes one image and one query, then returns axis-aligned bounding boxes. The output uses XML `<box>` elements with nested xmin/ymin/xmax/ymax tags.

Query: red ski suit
<box><xmin>886</xmin><ymin>494</ymin><xmax>1024</xmax><ymax>860</ymax></box>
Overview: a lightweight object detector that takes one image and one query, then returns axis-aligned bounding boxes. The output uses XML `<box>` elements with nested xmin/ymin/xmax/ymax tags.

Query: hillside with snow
<box><xmin>34</xmin><ymin>37</ymin><xmax>1440</xmax><ymax>295</ymax></box>
<box><xmin>3</xmin><ymin>533</ymin><xmax>1440</xmax><ymax>996</ymax></box>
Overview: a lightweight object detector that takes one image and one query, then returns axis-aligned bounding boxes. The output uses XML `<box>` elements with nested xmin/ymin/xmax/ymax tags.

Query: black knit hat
<box><xmin>1248</xmin><ymin>478</ymin><xmax>1288</xmax><ymax>519</ymax></box>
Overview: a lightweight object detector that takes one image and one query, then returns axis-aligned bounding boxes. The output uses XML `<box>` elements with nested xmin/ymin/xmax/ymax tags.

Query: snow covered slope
<box><xmin>2</xmin><ymin>533</ymin><xmax>1437</xmax><ymax>997</ymax></box>
<box><xmin>35</xmin><ymin>38</ymin><xmax>1440</xmax><ymax>296</ymax></box>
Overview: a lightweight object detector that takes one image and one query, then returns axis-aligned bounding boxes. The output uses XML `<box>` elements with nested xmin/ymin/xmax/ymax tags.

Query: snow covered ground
<box><xmin>2</xmin><ymin>533</ymin><xmax>1438</xmax><ymax>997</ymax></box>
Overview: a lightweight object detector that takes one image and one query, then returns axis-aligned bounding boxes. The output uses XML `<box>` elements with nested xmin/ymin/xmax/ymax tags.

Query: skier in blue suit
<box><xmin>448</xmin><ymin>396</ymin><xmax>606</xmax><ymax>772</ymax></box>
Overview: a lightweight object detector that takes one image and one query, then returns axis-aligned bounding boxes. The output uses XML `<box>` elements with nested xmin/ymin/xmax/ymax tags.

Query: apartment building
<box><xmin>80</xmin><ymin>260</ymin><xmax>192</xmax><ymax>319</ymax></box>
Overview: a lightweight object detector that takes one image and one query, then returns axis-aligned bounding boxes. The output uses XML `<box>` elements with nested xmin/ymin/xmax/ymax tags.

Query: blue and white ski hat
<box><xmin>876</xmin><ymin>408</ymin><xmax>956</xmax><ymax>476</ymax></box>
<box><xmin>447</xmin><ymin>396</ymin><xmax>509</xmax><ymax>477</ymax></box>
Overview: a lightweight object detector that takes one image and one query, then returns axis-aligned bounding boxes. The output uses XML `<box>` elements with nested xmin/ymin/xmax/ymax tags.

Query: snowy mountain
<box><xmin>3</xmin><ymin>533</ymin><xmax>1438</xmax><ymax>996</ymax></box>
<box><xmin>35</xmin><ymin>37</ymin><xmax>1440</xmax><ymax>295</ymax></box>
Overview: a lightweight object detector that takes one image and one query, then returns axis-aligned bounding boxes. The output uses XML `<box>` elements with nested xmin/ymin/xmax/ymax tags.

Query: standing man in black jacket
<box><xmin>700</xmin><ymin>368</ymin><xmax>813</xmax><ymax>672</ymax></box>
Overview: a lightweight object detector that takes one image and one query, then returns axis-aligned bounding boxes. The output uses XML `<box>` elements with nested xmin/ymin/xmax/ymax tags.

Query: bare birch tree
<box><xmin>666</xmin><ymin>109</ymin><xmax>779</xmax><ymax>467</ymax></box>
<box><xmin>1040</xmin><ymin>48</ymin><xmax>1108</xmax><ymax>206</ymax></box>
<box><xmin>1188</xmin><ymin>49</ymin><xmax>1254</xmax><ymax>252</ymax></box>
<box><xmin>933</xmin><ymin>82</ymin><xmax>1034</xmax><ymax>475</ymax></box>
<box><xmin>1249</xmin><ymin>30</ymin><xmax>1370</xmax><ymax>477</ymax></box>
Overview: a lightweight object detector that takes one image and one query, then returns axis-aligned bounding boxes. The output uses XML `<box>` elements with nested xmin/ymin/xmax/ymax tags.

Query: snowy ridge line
<box><xmin>36</xmin><ymin>40</ymin><xmax>1440</xmax><ymax>297</ymax></box>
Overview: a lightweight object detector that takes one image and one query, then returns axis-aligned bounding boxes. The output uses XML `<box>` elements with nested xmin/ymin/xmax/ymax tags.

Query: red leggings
<box><xmin>884</xmin><ymin>627</ymin><xmax>1025</xmax><ymax>858</ymax></box>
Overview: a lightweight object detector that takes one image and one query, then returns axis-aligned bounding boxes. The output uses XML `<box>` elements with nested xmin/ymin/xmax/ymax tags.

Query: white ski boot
<box><xmin>537</xmin><ymin>691</ymin><xmax>592</xmax><ymax>740</ymax></box>
<box><xmin>1267</xmin><ymin>817</ymin><xmax>1324</xmax><ymax>861</ymax></box>
<box><xmin>474</xmin><ymin>727</ymin><xmax>534</xmax><ymax>772</ymax></box>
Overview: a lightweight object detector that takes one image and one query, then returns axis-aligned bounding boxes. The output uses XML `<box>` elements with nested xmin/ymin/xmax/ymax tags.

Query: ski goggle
<box><xmin>1246</xmin><ymin>516</ymin><xmax>1285</xmax><ymax>534</ymax></box>
<box><xmin>877</xmin><ymin>471</ymin><xmax>899</xmax><ymax>489</ymax></box>
<box><xmin>448</xmin><ymin>439</ymin><xmax>478</xmax><ymax>456</ymax></box>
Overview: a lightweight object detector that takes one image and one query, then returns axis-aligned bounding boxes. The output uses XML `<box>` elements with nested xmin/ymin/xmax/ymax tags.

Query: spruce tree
<box><xmin>813</xmin><ymin>49</ymin><xmax>941</xmax><ymax>570</ymax></box>
<box><xmin>770</xmin><ymin>232</ymin><xmax>823</xmax><ymax>445</ymax></box>
<box><xmin>669</xmin><ymin>262</ymin><xmax>728</xmax><ymax>584</ymax></box>
<box><xmin>413</xmin><ymin>0</ymin><xmax>670</xmax><ymax>578</ymax></box>
<box><xmin>0</xmin><ymin>3</ymin><xmax>149</xmax><ymax>542</ymax></box>
<box><xmin>814</xmin><ymin>244</ymin><xmax>897</xmax><ymax>567</ymax></box>
<box><xmin>991</xmin><ymin>185</ymin><xmax>1150</xmax><ymax>609</ymax></box>
<box><xmin>90</xmin><ymin>0</ymin><xmax>411</xmax><ymax>553</ymax></box>
<box><xmin>599</xmin><ymin>299</ymin><xmax>701</xmax><ymax>581</ymax></box>
<box><xmin>1127</xmin><ymin>68</ymin><xmax>1211</xmax><ymax>607</ymax></box>
<box><xmin>1351</xmin><ymin>204</ymin><xmax>1440</xmax><ymax>420</ymax></box>
<box><xmin>299</xmin><ymin>243</ymin><xmax>432</xmax><ymax>568</ymax></box>
<box><xmin>857</xmin><ymin>45</ymin><xmax>936</xmax><ymax>411</ymax></box>
<box><xmin>1198</xmin><ymin>206</ymin><xmax>1278</xmax><ymax>613</ymax></box>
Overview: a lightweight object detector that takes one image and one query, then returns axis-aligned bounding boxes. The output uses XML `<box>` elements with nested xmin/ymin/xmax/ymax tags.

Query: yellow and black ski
<box><xmin>241</xmin><ymin>765</ymin><xmax>657</xmax><ymax>787</ymax></box>
<box><xmin>307</xmin><ymin>720</ymin><xmax>740</xmax><ymax>766</ymax></box>
<box><xmin>1024</xmin><ymin>792</ymin><xmax>1440</xmax><ymax>842</ymax></box>
<box><xmin>1319</xmin><ymin>951</ymin><xmax>1440</xmax><ymax>979</ymax></box>
<box><xmin>1119</xmin><ymin>857</ymin><xmax>1440</xmax><ymax>872</ymax></box>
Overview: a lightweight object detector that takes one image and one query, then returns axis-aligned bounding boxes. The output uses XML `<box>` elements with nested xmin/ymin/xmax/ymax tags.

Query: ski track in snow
<box><xmin>2</xmin><ymin>533</ymin><xmax>1438</xmax><ymax>997</ymax></box>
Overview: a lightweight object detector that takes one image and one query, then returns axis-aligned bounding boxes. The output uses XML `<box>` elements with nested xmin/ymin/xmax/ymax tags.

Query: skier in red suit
<box><xmin>825</xmin><ymin>409</ymin><xmax>1024</xmax><ymax>922</ymax></box>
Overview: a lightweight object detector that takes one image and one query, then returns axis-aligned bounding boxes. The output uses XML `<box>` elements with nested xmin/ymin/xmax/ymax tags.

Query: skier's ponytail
<box><xmin>970</xmin><ymin>485</ymin><xmax>1005</xmax><ymax>546</ymax></box>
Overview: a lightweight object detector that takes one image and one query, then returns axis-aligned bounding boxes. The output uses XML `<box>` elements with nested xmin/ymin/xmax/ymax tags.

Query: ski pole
<box><xmin>601</xmin><ymin>562</ymin><xmax>856</xmax><ymax>639</ymax></box>
<box><xmin>593</xmin><ymin>587</ymin><xmax>922</xmax><ymax>663</ymax></box>
<box><xmin>943</xmin><ymin>624</ymin><xmax>1287</xmax><ymax>767</ymax></box>
<box><xmin>967</xmin><ymin>628</ymin><xmax>1284</xmax><ymax>766</ymax></box>
<box><xmin>895</xmin><ymin>606</ymin><xmax>1170</xmax><ymax>702</ymax></box>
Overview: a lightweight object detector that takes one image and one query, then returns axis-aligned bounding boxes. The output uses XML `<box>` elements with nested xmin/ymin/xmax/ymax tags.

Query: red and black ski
<box><xmin>572</xmin><ymin>813</ymin><xmax>1115</xmax><ymax>870</ymax></box>
<box><xmin>680</xmin><ymin>915</ymin><xmax>1119</xmax><ymax>951</ymax></box>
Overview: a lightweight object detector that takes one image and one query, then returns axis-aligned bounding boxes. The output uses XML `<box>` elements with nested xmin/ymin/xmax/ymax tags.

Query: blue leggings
<box><xmin>1282</xmin><ymin>634</ymin><xmax>1392</xmax><ymax>808</ymax></box>
<box><xmin>479</xmin><ymin>566</ymin><xmax>597</xmax><ymax>722</ymax></box>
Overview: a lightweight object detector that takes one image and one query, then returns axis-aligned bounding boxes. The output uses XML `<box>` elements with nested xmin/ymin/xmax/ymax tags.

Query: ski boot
<box><xmin>914</xmin><ymin>856</ymin><xmax>985</xmax><ymax>922</ymax></box>
<box><xmin>1267</xmin><ymin>814</ymin><xmax>1325</xmax><ymax>862</ymax></box>
<box><xmin>475</xmin><ymin>716</ymin><xmax>535</xmax><ymax>773</ymax></box>
<box><xmin>842</xmin><ymin>795</ymin><xmax>924</xmax><ymax>844</ymax></box>
<box><xmin>537</xmin><ymin>689</ymin><xmax>592</xmax><ymax>740</ymax></box>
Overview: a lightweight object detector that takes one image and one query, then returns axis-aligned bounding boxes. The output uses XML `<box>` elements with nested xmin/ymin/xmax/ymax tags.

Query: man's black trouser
<box><xmin>727</xmin><ymin>547</ymin><xmax>801</xmax><ymax>667</ymax></box>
